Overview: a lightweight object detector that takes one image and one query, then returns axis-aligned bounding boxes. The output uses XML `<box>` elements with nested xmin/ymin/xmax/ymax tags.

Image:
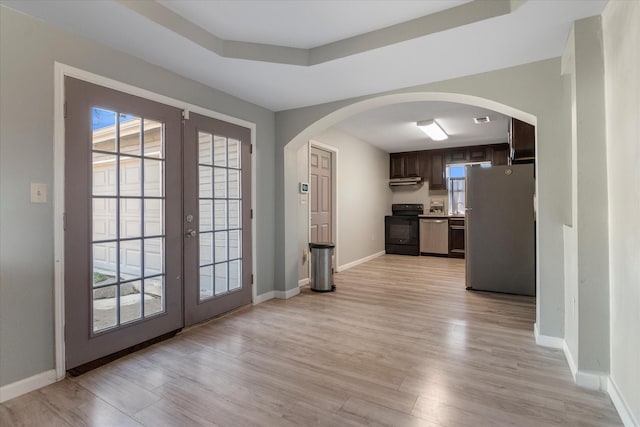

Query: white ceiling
<box><xmin>2</xmin><ymin>0</ymin><xmax>607</xmax><ymax>113</ymax></box>
<box><xmin>334</xmin><ymin>101</ymin><xmax>510</xmax><ymax>153</ymax></box>
<box><xmin>158</xmin><ymin>0</ymin><xmax>471</xmax><ymax>49</ymax></box>
<box><xmin>2</xmin><ymin>0</ymin><xmax>607</xmax><ymax>152</ymax></box>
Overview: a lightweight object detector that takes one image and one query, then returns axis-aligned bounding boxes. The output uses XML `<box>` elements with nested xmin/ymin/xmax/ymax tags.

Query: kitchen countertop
<box><xmin>419</xmin><ymin>214</ymin><xmax>465</xmax><ymax>219</ymax></box>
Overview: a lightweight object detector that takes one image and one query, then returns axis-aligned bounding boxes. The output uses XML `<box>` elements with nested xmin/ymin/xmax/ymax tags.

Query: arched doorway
<box><xmin>280</xmin><ymin>91</ymin><xmax>540</xmax><ymax>324</ymax></box>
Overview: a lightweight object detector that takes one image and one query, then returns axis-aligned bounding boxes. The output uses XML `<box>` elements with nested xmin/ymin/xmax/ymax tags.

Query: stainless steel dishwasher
<box><xmin>419</xmin><ymin>218</ymin><xmax>449</xmax><ymax>255</ymax></box>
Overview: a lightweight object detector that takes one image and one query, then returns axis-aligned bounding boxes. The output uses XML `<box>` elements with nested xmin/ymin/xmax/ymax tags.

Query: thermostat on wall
<box><xmin>299</xmin><ymin>182</ymin><xmax>309</xmax><ymax>194</ymax></box>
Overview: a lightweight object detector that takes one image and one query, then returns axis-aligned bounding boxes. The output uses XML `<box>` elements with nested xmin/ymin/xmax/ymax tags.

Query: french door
<box><xmin>183</xmin><ymin>113</ymin><xmax>252</xmax><ymax>326</ymax></box>
<box><xmin>64</xmin><ymin>78</ymin><xmax>252</xmax><ymax>369</ymax></box>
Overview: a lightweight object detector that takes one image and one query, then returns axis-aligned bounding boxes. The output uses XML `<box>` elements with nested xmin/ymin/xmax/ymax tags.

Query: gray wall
<box><xmin>296</xmin><ymin>144</ymin><xmax>311</xmax><ymax>281</ymax></box>
<box><xmin>574</xmin><ymin>15</ymin><xmax>610</xmax><ymax>374</ymax></box>
<box><xmin>561</xmin><ymin>25</ymin><xmax>580</xmax><ymax>369</ymax></box>
<box><xmin>295</xmin><ymin>129</ymin><xmax>390</xmax><ymax>280</ymax></box>
<box><xmin>603</xmin><ymin>0</ymin><xmax>640</xmax><ymax>422</ymax></box>
<box><xmin>275</xmin><ymin>58</ymin><xmax>570</xmax><ymax>339</ymax></box>
<box><xmin>0</xmin><ymin>7</ymin><xmax>275</xmax><ymax>386</ymax></box>
<box><xmin>391</xmin><ymin>184</ymin><xmax>448</xmax><ymax>212</ymax></box>
<box><xmin>561</xmin><ymin>14</ymin><xmax>611</xmax><ymax>379</ymax></box>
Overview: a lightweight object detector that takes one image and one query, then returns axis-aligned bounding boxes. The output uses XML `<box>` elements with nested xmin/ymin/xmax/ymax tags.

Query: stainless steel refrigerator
<box><xmin>465</xmin><ymin>164</ymin><xmax>535</xmax><ymax>296</ymax></box>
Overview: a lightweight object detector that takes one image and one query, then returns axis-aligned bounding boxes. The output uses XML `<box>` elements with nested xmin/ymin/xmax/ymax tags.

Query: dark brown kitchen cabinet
<box><xmin>446</xmin><ymin>148</ymin><xmax>468</xmax><ymax>164</ymax></box>
<box><xmin>389</xmin><ymin>154</ymin><xmax>404</xmax><ymax>179</ymax></box>
<box><xmin>448</xmin><ymin>218</ymin><xmax>465</xmax><ymax>258</ymax></box>
<box><xmin>418</xmin><ymin>151</ymin><xmax>431</xmax><ymax>182</ymax></box>
<box><xmin>405</xmin><ymin>152</ymin><xmax>420</xmax><ymax>177</ymax></box>
<box><xmin>446</xmin><ymin>146</ymin><xmax>489</xmax><ymax>164</ymax></box>
<box><xmin>491</xmin><ymin>143</ymin><xmax>509</xmax><ymax>165</ymax></box>
<box><xmin>468</xmin><ymin>146</ymin><xmax>488</xmax><ymax>162</ymax></box>
<box><xmin>389</xmin><ymin>143</ymin><xmax>510</xmax><ymax>183</ymax></box>
<box><xmin>509</xmin><ymin>118</ymin><xmax>535</xmax><ymax>163</ymax></box>
<box><xmin>390</xmin><ymin>152</ymin><xmax>420</xmax><ymax>179</ymax></box>
<box><xmin>429</xmin><ymin>151</ymin><xmax>446</xmax><ymax>190</ymax></box>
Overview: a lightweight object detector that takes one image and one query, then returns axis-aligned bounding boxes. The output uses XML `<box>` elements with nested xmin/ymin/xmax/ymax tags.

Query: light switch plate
<box><xmin>31</xmin><ymin>182</ymin><xmax>47</xmax><ymax>203</ymax></box>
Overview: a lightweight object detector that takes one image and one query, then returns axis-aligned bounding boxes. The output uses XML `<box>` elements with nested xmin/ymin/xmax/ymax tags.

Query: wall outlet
<box><xmin>30</xmin><ymin>182</ymin><xmax>47</xmax><ymax>203</ymax></box>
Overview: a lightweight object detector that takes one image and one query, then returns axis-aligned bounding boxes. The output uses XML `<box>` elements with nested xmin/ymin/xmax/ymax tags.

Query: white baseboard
<box><xmin>0</xmin><ymin>369</ymin><xmax>58</xmax><ymax>403</ymax></box>
<box><xmin>534</xmin><ymin>324</ymin><xmax>609</xmax><ymax>393</ymax></box>
<box><xmin>533</xmin><ymin>323</ymin><xmax>564</xmax><ymax>349</ymax></box>
<box><xmin>561</xmin><ymin>339</ymin><xmax>607</xmax><ymax>391</ymax></box>
<box><xmin>337</xmin><ymin>251</ymin><xmax>385</xmax><ymax>273</ymax></box>
<box><xmin>254</xmin><ymin>285</ymin><xmax>301</xmax><ymax>304</ymax></box>
<box><xmin>562</xmin><ymin>340</ymin><xmax>579</xmax><ymax>381</ymax></box>
<box><xmin>608</xmin><ymin>377</ymin><xmax>639</xmax><ymax>427</ymax></box>
<box><xmin>274</xmin><ymin>286</ymin><xmax>300</xmax><ymax>299</ymax></box>
<box><xmin>253</xmin><ymin>291</ymin><xmax>275</xmax><ymax>305</ymax></box>
<box><xmin>574</xmin><ymin>370</ymin><xmax>608</xmax><ymax>391</ymax></box>
<box><xmin>298</xmin><ymin>278</ymin><xmax>309</xmax><ymax>287</ymax></box>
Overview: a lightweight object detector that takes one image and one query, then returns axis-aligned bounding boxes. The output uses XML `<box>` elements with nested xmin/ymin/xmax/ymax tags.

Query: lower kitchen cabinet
<box><xmin>448</xmin><ymin>218</ymin><xmax>465</xmax><ymax>258</ymax></box>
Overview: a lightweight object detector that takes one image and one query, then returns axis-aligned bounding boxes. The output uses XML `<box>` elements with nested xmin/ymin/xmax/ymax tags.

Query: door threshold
<box><xmin>66</xmin><ymin>329</ymin><xmax>180</xmax><ymax>377</ymax></box>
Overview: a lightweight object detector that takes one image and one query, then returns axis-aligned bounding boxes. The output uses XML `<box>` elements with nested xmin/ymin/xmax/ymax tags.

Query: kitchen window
<box><xmin>447</xmin><ymin>163</ymin><xmax>490</xmax><ymax>215</ymax></box>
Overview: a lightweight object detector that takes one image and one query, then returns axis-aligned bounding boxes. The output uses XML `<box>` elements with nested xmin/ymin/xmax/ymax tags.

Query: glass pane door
<box><xmin>91</xmin><ymin>108</ymin><xmax>166</xmax><ymax>333</ymax></box>
<box><xmin>183</xmin><ymin>113</ymin><xmax>252</xmax><ymax>326</ymax></box>
<box><xmin>65</xmin><ymin>77</ymin><xmax>183</xmax><ymax>370</ymax></box>
<box><xmin>198</xmin><ymin>132</ymin><xmax>243</xmax><ymax>300</ymax></box>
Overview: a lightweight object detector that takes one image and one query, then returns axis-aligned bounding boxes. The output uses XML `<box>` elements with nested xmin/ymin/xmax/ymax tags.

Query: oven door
<box><xmin>385</xmin><ymin>216</ymin><xmax>419</xmax><ymax>245</ymax></box>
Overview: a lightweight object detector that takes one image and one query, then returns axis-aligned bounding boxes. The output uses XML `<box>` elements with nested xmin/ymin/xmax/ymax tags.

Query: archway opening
<box><xmin>281</xmin><ymin>91</ymin><xmax>540</xmax><ymax>325</ymax></box>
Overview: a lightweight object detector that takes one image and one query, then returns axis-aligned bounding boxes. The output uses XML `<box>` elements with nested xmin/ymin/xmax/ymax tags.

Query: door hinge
<box><xmin>64</xmin><ymin>102</ymin><xmax>67</xmax><ymax>119</ymax></box>
<box><xmin>251</xmin><ymin>274</ymin><xmax>254</xmax><ymax>284</ymax></box>
<box><xmin>63</xmin><ymin>212</ymin><xmax>67</xmax><ymax>231</ymax></box>
<box><xmin>250</xmin><ymin>209</ymin><xmax>253</xmax><ymax>219</ymax></box>
<box><xmin>250</xmin><ymin>144</ymin><xmax>253</xmax><ymax>154</ymax></box>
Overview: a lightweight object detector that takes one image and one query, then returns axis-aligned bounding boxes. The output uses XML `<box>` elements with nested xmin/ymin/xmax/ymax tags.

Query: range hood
<box><xmin>389</xmin><ymin>177</ymin><xmax>422</xmax><ymax>187</ymax></box>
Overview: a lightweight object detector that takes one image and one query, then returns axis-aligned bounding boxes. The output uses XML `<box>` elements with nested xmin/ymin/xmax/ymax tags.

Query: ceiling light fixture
<box><xmin>417</xmin><ymin>119</ymin><xmax>448</xmax><ymax>141</ymax></box>
<box><xmin>473</xmin><ymin>116</ymin><xmax>491</xmax><ymax>124</ymax></box>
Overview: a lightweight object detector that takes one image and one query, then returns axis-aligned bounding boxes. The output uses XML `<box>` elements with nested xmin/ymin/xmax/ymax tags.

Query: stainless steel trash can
<box><xmin>308</xmin><ymin>242</ymin><xmax>335</xmax><ymax>292</ymax></box>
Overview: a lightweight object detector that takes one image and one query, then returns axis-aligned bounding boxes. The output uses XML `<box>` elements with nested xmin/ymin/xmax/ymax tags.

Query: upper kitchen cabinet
<box><xmin>509</xmin><ymin>118</ymin><xmax>535</xmax><ymax>163</ymax></box>
<box><xmin>389</xmin><ymin>152</ymin><xmax>420</xmax><ymax>179</ymax></box>
<box><xmin>446</xmin><ymin>148</ymin><xmax>468</xmax><ymax>164</ymax></box>
<box><xmin>446</xmin><ymin>146</ymin><xmax>490</xmax><ymax>164</ymax></box>
<box><xmin>389</xmin><ymin>143</ymin><xmax>508</xmax><ymax>187</ymax></box>
<box><xmin>468</xmin><ymin>146</ymin><xmax>489</xmax><ymax>162</ymax></box>
<box><xmin>428</xmin><ymin>151</ymin><xmax>446</xmax><ymax>190</ymax></box>
<box><xmin>491</xmin><ymin>143</ymin><xmax>509</xmax><ymax>165</ymax></box>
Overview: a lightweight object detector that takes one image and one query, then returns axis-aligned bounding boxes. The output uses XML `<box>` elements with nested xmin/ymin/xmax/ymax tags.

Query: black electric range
<box><xmin>384</xmin><ymin>204</ymin><xmax>424</xmax><ymax>256</ymax></box>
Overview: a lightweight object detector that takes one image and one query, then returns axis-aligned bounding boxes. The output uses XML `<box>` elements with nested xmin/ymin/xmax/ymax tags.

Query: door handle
<box><xmin>185</xmin><ymin>229</ymin><xmax>197</xmax><ymax>238</ymax></box>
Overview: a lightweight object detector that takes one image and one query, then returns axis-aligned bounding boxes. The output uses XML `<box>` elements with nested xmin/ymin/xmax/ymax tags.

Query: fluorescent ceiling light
<box><xmin>417</xmin><ymin>119</ymin><xmax>448</xmax><ymax>141</ymax></box>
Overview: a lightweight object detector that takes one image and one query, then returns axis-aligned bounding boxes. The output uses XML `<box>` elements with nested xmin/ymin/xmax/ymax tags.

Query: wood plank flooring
<box><xmin>1</xmin><ymin>255</ymin><xmax>622</xmax><ymax>426</ymax></box>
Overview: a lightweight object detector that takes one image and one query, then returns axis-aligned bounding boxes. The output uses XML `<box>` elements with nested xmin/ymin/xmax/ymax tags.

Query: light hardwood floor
<box><xmin>1</xmin><ymin>255</ymin><xmax>622</xmax><ymax>426</ymax></box>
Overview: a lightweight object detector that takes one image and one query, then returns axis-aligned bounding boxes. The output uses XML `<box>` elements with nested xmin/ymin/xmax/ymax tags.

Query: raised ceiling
<box><xmin>333</xmin><ymin>102</ymin><xmax>510</xmax><ymax>153</ymax></box>
<box><xmin>1</xmin><ymin>0</ymin><xmax>607</xmax><ymax>112</ymax></box>
<box><xmin>158</xmin><ymin>0</ymin><xmax>471</xmax><ymax>50</ymax></box>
